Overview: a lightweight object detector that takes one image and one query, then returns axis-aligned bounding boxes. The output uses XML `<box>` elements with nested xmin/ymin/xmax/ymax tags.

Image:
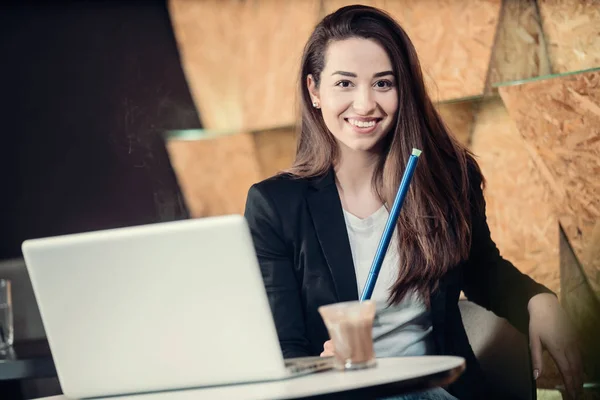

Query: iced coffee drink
<box><xmin>318</xmin><ymin>300</ymin><xmax>377</xmax><ymax>370</ymax></box>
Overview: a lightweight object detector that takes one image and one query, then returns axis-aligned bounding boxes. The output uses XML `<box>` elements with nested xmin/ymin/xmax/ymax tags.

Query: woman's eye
<box><xmin>335</xmin><ymin>80</ymin><xmax>353</xmax><ymax>88</ymax></box>
<box><xmin>374</xmin><ymin>80</ymin><xmax>394</xmax><ymax>89</ymax></box>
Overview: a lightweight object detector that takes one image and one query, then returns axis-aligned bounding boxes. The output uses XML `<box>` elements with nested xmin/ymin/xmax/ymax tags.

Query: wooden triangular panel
<box><xmin>499</xmin><ymin>70</ymin><xmax>600</xmax><ymax>299</ymax></box>
<box><xmin>471</xmin><ymin>97</ymin><xmax>559</xmax><ymax>293</ymax></box>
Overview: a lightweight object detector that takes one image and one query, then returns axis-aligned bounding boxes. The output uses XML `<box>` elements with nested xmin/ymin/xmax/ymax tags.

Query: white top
<box><xmin>343</xmin><ymin>206</ymin><xmax>434</xmax><ymax>357</ymax></box>
<box><xmin>36</xmin><ymin>356</ymin><xmax>465</xmax><ymax>400</ymax></box>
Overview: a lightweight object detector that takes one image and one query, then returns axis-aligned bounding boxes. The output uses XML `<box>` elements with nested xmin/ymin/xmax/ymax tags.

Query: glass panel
<box><xmin>164</xmin><ymin>129</ymin><xmax>238</xmax><ymax>141</ymax></box>
<box><xmin>493</xmin><ymin>66</ymin><xmax>600</xmax><ymax>88</ymax></box>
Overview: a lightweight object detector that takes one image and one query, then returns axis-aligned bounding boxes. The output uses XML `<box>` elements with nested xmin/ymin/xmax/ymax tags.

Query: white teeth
<box><xmin>348</xmin><ymin>119</ymin><xmax>377</xmax><ymax>128</ymax></box>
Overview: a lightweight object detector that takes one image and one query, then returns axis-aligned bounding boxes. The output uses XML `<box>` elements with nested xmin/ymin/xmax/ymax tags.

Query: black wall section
<box><xmin>0</xmin><ymin>1</ymin><xmax>201</xmax><ymax>259</ymax></box>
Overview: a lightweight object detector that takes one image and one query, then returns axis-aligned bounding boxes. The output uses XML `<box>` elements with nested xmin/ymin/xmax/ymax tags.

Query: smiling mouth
<box><xmin>345</xmin><ymin>118</ymin><xmax>383</xmax><ymax>129</ymax></box>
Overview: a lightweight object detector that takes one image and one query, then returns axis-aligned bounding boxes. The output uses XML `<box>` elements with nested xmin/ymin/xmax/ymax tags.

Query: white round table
<box><xmin>38</xmin><ymin>356</ymin><xmax>465</xmax><ymax>400</ymax></box>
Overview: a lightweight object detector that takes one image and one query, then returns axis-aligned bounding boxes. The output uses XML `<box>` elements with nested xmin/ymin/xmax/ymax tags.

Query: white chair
<box><xmin>459</xmin><ymin>299</ymin><xmax>535</xmax><ymax>400</ymax></box>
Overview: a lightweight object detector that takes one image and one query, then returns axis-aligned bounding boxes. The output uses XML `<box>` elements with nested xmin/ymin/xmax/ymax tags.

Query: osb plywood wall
<box><xmin>253</xmin><ymin>127</ymin><xmax>297</xmax><ymax>178</ymax></box>
<box><xmin>558</xmin><ymin>226</ymin><xmax>600</xmax><ymax>382</ymax></box>
<box><xmin>165</xmin><ymin>0</ymin><xmax>600</xmax><ymax>297</ymax></box>
<box><xmin>538</xmin><ymin>0</ymin><xmax>600</xmax><ymax>73</ymax></box>
<box><xmin>324</xmin><ymin>0</ymin><xmax>503</xmax><ymax>102</ymax></box>
<box><xmin>499</xmin><ymin>70</ymin><xmax>600</xmax><ymax>297</ymax></box>
<box><xmin>470</xmin><ymin>98</ymin><xmax>560</xmax><ymax>293</ymax></box>
<box><xmin>166</xmin><ymin>128</ymin><xmax>297</xmax><ymax>218</ymax></box>
<box><xmin>166</xmin><ymin>133</ymin><xmax>263</xmax><ymax>218</ymax></box>
<box><xmin>435</xmin><ymin>101</ymin><xmax>476</xmax><ymax>147</ymax></box>
<box><xmin>167</xmin><ymin>0</ymin><xmax>244</xmax><ymax>131</ymax></box>
<box><xmin>487</xmin><ymin>0</ymin><xmax>551</xmax><ymax>89</ymax></box>
<box><xmin>169</xmin><ymin>0</ymin><xmax>502</xmax><ymax>132</ymax></box>
<box><xmin>168</xmin><ymin>0</ymin><xmax>320</xmax><ymax>131</ymax></box>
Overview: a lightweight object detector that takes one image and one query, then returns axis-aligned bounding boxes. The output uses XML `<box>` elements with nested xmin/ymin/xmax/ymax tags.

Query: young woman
<box><xmin>244</xmin><ymin>5</ymin><xmax>582</xmax><ymax>400</ymax></box>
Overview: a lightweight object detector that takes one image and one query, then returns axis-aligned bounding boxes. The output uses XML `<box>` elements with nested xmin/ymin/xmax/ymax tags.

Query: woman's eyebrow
<box><xmin>330</xmin><ymin>70</ymin><xmax>395</xmax><ymax>78</ymax></box>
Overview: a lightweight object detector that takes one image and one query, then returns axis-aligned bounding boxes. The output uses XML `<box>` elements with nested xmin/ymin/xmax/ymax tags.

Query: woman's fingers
<box><xmin>321</xmin><ymin>340</ymin><xmax>334</xmax><ymax>357</ymax></box>
<box><xmin>551</xmin><ymin>347</ymin><xmax>577</xmax><ymax>399</ymax></box>
<box><xmin>529</xmin><ymin>332</ymin><xmax>544</xmax><ymax>380</ymax></box>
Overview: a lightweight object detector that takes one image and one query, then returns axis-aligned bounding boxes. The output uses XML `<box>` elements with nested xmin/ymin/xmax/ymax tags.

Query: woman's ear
<box><xmin>307</xmin><ymin>74</ymin><xmax>320</xmax><ymax>108</ymax></box>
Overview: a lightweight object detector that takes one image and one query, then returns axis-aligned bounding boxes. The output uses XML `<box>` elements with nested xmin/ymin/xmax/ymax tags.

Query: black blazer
<box><xmin>244</xmin><ymin>168</ymin><xmax>552</xmax><ymax>400</ymax></box>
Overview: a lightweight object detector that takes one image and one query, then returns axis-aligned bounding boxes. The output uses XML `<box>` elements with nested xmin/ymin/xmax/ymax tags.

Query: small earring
<box><xmin>312</xmin><ymin>101</ymin><xmax>320</xmax><ymax>109</ymax></box>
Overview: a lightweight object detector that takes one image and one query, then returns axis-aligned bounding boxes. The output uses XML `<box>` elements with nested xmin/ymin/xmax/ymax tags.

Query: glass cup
<box><xmin>318</xmin><ymin>300</ymin><xmax>377</xmax><ymax>370</ymax></box>
<box><xmin>0</xmin><ymin>279</ymin><xmax>14</xmax><ymax>350</ymax></box>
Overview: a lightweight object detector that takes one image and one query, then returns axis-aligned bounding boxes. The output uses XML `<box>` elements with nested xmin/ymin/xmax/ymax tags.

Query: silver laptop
<box><xmin>22</xmin><ymin>215</ymin><xmax>332</xmax><ymax>399</ymax></box>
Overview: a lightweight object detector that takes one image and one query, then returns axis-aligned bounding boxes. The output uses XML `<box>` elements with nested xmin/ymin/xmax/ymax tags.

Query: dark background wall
<box><xmin>0</xmin><ymin>1</ymin><xmax>200</xmax><ymax>260</ymax></box>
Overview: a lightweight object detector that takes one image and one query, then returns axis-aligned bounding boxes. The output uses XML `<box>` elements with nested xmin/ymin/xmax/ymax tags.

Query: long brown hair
<box><xmin>288</xmin><ymin>5</ymin><xmax>484</xmax><ymax>304</ymax></box>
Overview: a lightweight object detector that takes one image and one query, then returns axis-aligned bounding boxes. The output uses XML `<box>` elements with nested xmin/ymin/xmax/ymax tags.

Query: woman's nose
<box><xmin>352</xmin><ymin>87</ymin><xmax>376</xmax><ymax>115</ymax></box>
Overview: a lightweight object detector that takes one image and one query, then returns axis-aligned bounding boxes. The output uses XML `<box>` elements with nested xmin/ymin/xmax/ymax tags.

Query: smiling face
<box><xmin>307</xmin><ymin>37</ymin><xmax>398</xmax><ymax>155</ymax></box>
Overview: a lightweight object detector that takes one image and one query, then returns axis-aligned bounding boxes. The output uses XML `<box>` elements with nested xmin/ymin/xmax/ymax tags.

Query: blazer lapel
<box><xmin>306</xmin><ymin>169</ymin><xmax>359</xmax><ymax>303</ymax></box>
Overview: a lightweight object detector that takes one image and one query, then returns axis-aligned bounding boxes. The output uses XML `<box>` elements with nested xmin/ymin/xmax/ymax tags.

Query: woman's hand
<box><xmin>320</xmin><ymin>340</ymin><xmax>334</xmax><ymax>357</ymax></box>
<box><xmin>528</xmin><ymin>293</ymin><xmax>583</xmax><ymax>399</ymax></box>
